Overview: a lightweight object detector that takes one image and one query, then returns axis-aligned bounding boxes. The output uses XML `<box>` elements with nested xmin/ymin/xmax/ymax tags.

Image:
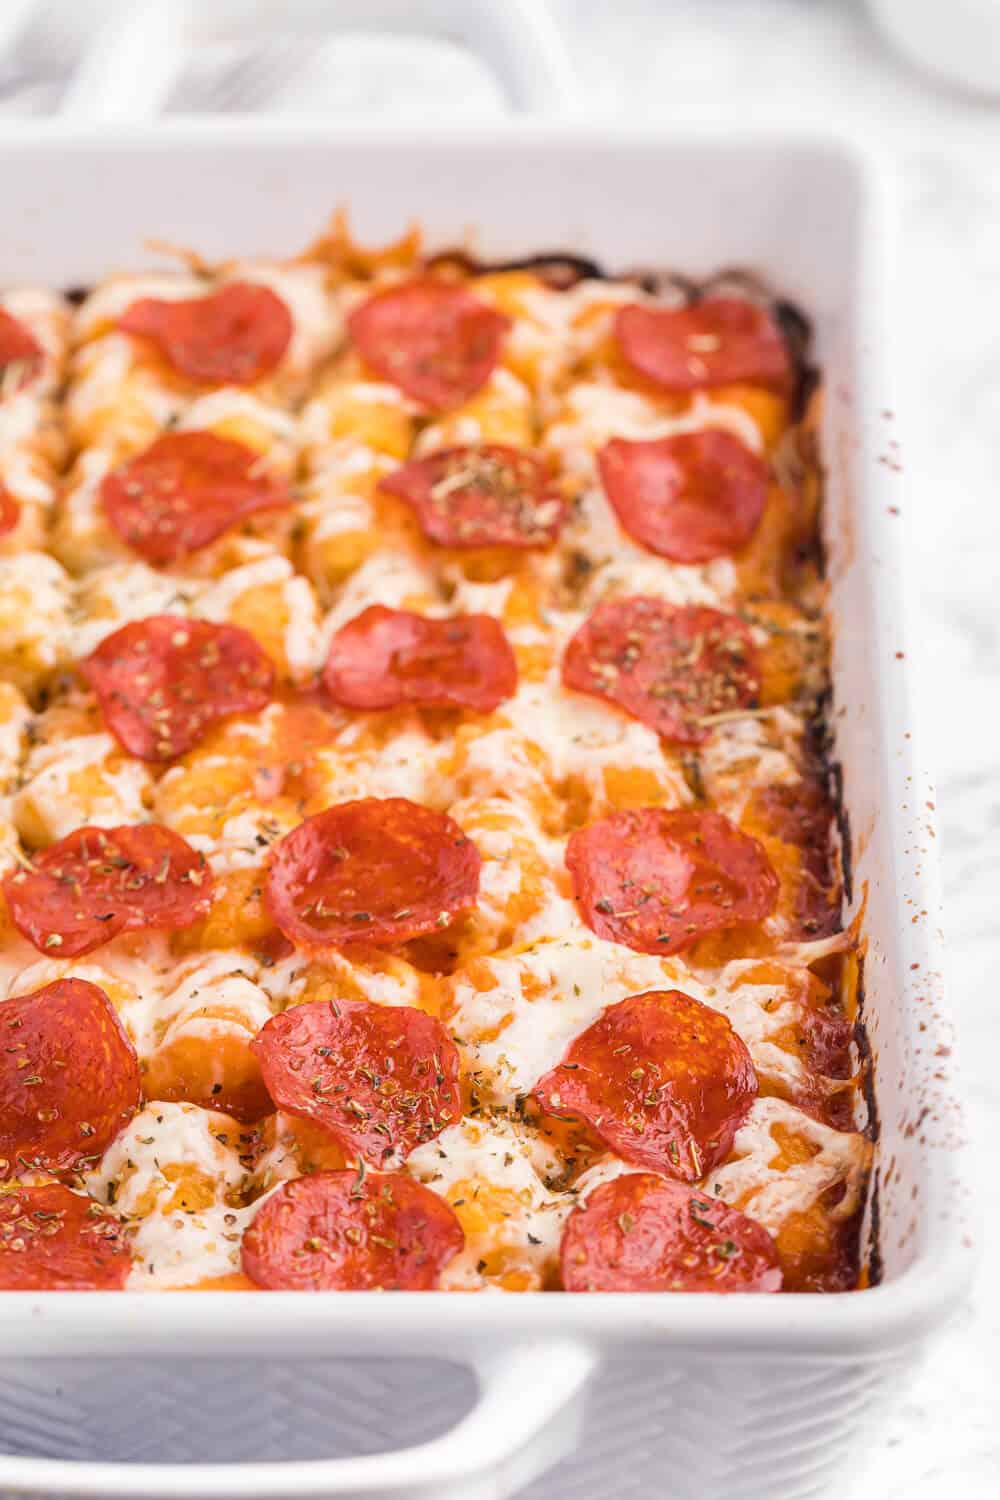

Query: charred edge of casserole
<box><xmin>852</xmin><ymin>955</ymin><xmax>883</xmax><ymax>1287</ymax></box>
<box><xmin>425</xmin><ymin>249</ymin><xmax>610</xmax><ymax>290</ymax></box>
<box><xmin>798</xmin><ymin>682</ymin><xmax>853</xmax><ymax>924</ymax></box>
<box><xmin>808</xmin><ymin>460</ymin><xmax>876</xmax><ymax>1288</ymax></box>
<box><xmin>828</xmin><ymin>754</ymin><xmax>853</xmax><ymax>908</ymax></box>
<box><xmin>852</xmin><ymin>956</ymin><xmax>880</xmax><ymax>1149</ymax></box>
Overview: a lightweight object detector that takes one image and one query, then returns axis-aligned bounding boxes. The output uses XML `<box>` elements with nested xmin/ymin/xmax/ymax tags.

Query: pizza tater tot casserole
<box><xmin>0</xmin><ymin>221</ymin><xmax>872</xmax><ymax>1297</ymax></box>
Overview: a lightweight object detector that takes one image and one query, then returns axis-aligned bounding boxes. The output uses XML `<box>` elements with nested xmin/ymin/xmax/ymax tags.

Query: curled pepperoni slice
<box><xmin>253</xmin><ymin>997</ymin><xmax>462</xmax><ymax>1166</ymax></box>
<box><xmin>562</xmin><ymin>597</ymin><xmax>759</xmax><ymax>745</ymax></box>
<box><xmin>535</xmin><ymin>989</ymin><xmax>756</xmax><ymax>1180</ymax></box>
<box><xmin>380</xmin><ymin>444</ymin><xmax>564</xmax><ymax>549</ymax></box>
<box><xmin>0</xmin><ymin>1182</ymin><xmax>132</xmax><ymax>1290</ymax></box>
<box><xmin>565</xmin><ymin>808</ymin><xmax>779</xmax><ymax>956</ymax></box>
<box><xmin>242</xmin><ymin>1169</ymin><xmax>463</xmax><ymax>1290</ymax></box>
<box><xmin>266</xmin><ymin>798</ymin><xmax>481</xmax><ymax>950</ymax></box>
<box><xmin>3</xmin><ymin>824</ymin><xmax>213</xmax><ymax>958</ymax></box>
<box><xmin>0</xmin><ymin>979</ymin><xmax>140</xmax><ymax>1179</ymax></box>
<box><xmin>598</xmin><ymin>430</ymin><xmax>768</xmax><ymax>563</ymax></box>
<box><xmin>0</xmin><ymin>306</ymin><xmax>43</xmax><ymax>397</ymax></box>
<box><xmin>561</xmin><ymin>1174</ymin><xmax>781</xmax><ymax>1293</ymax></box>
<box><xmin>614</xmin><ymin>297</ymin><xmax>791</xmax><ymax>392</ymax></box>
<box><xmin>119</xmin><ymin>281</ymin><xmax>293</xmax><ymax>386</ymax></box>
<box><xmin>0</xmin><ymin>485</ymin><xmax>19</xmax><ymax>536</ymax></box>
<box><xmin>347</xmin><ymin>278</ymin><xmax>508</xmax><ymax>409</ymax></box>
<box><xmin>324</xmin><ymin>605</ymin><xmax>517</xmax><ymax>713</ymax></box>
<box><xmin>100</xmin><ymin>430</ymin><xmax>292</xmax><ymax>567</ymax></box>
<box><xmin>83</xmin><ymin>615</ymin><xmax>275</xmax><ymax>761</ymax></box>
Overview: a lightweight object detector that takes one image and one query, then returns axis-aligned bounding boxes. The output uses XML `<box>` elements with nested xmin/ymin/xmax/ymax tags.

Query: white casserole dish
<box><xmin>0</xmin><ymin>12</ymin><xmax>976</xmax><ymax>1500</ymax></box>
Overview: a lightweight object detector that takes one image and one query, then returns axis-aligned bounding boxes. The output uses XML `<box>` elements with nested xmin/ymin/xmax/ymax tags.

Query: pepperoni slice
<box><xmin>253</xmin><ymin>997</ymin><xmax>462</xmax><ymax>1166</ymax></box>
<box><xmin>0</xmin><ymin>485</ymin><xmax>19</xmax><ymax>536</ymax></box>
<box><xmin>0</xmin><ymin>979</ymin><xmax>140</xmax><ymax>1179</ymax></box>
<box><xmin>379</xmin><ymin>444</ymin><xmax>564</xmax><ymax>550</ymax></box>
<box><xmin>565</xmin><ymin>808</ymin><xmax>779</xmax><ymax>956</ymax></box>
<box><xmin>0</xmin><ymin>306</ymin><xmax>43</xmax><ymax>397</ymax></box>
<box><xmin>562</xmin><ymin>598</ymin><xmax>760</xmax><ymax>745</ymax></box>
<box><xmin>598</xmin><ymin>430</ymin><xmax>768</xmax><ymax>563</ymax></box>
<box><xmin>614</xmin><ymin>297</ymin><xmax>791</xmax><ymax>392</ymax></box>
<box><xmin>347</xmin><ymin>278</ymin><xmax>508</xmax><ymax>409</ymax></box>
<box><xmin>266</xmin><ymin>798</ymin><xmax>481</xmax><ymax>950</ymax></box>
<box><xmin>561</xmin><ymin>1174</ymin><xmax>781</xmax><ymax>1293</ymax></box>
<box><xmin>0</xmin><ymin>1182</ymin><xmax>132</xmax><ymax>1290</ymax></box>
<box><xmin>100</xmin><ymin>430</ymin><xmax>292</xmax><ymax>567</ymax></box>
<box><xmin>83</xmin><ymin>615</ymin><xmax>275</xmax><ymax>761</ymax></box>
<box><xmin>118</xmin><ymin>281</ymin><xmax>292</xmax><ymax>386</ymax></box>
<box><xmin>242</xmin><ymin>1169</ymin><xmax>463</xmax><ymax>1291</ymax></box>
<box><xmin>3</xmin><ymin>824</ymin><xmax>213</xmax><ymax>958</ymax></box>
<box><xmin>323</xmin><ymin>605</ymin><xmax>517</xmax><ymax>713</ymax></box>
<box><xmin>535</xmin><ymin>989</ymin><xmax>756</xmax><ymax>1180</ymax></box>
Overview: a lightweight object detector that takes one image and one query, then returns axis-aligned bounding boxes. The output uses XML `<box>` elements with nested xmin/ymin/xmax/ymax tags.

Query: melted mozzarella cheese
<box><xmin>185</xmin><ymin>795</ymin><xmax>297</xmax><ymax>876</ymax></box>
<box><xmin>320</xmin><ymin>550</ymin><xmax>440</xmax><ymax>636</ymax></box>
<box><xmin>546</xmin><ymin>383</ymin><xmax>763</xmax><ymax>474</ymax></box>
<box><xmin>0</xmin><ymin>552</ymin><xmax>72</xmax><ymax>692</ymax></box>
<box><xmin>227</xmin><ymin>261</ymin><xmax>342</xmax><ymax>378</ymax></box>
<box><xmin>194</xmin><ymin>553</ymin><xmax>323</xmax><ymax>682</ymax></box>
<box><xmin>73</xmin><ymin>561</ymin><xmax>198</xmax><ymax>655</ymax></box>
<box><xmin>408</xmin><ymin>1117</ymin><xmax>569</xmax><ymax>1291</ymax></box>
<box><xmin>178</xmin><ymin>388</ymin><xmax>300</xmax><ymax>460</ymax></box>
<box><xmin>51</xmin><ymin>447</ymin><xmax>131</xmax><ymax>574</ymax></box>
<box><xmin>449</xmin><ymin>937</ymin><xmax>689</xmax><ymax>1107</ymax></box>
<box><xmin>13</xmin><ymin>732</ymin><xmax>152</xmax><ymax>846</ymax></box>
<box><xmin>0</xmin><ymin>682</ymin><xmax>30</xmax><ymax>785</ymax></box>
<box><xmin>442</xmin><ymin>662</ymin><xmax>691</xmax><ymax>815</ymax></box>
<box><xmin>87</xmin><ymin>1102</ymin><xmax>254</xmax><ymax>1288</ymax></box>
<box><xmin>698</xmin><ymin>708</ymin><xmax>805</xmax><ymax>819</ymax></box>
<box><xmin>309</xmin><ymin>720</ymin><xmax>444</xmax><ymax>808</ymax></box>
<box><xmin>127</xmin><ymin>952</ymin><xmax>276</xmax><ymax>1059</ymax></box>
<box><xmin>414</xmin><ymin>367</ymin><xmax>533</xmax><ymax>455</ymax></box>
<box><xmin>708</xmin><ymin>1095</ymin><xmax>871</xmax><ymax>1233</ymax></box>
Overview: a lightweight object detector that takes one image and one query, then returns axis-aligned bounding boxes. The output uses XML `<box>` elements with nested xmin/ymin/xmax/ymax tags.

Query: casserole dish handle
<box><xmin>59</xmin><ymin>0</ymin><xmax>578</xmax><ymax>121</ymax></box>
<box><xmin>0</xmin><ymin>1339</ymin><xmax>596</xmax><ymax>1499</ymax></box>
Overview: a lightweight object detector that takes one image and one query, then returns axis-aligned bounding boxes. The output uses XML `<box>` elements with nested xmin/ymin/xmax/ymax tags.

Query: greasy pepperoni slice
<box><xmin>83</xmin><ymin>615</ymin><xmax>275</xmax><ymax>761</ymax></box>
<box><xmin>323</xmin><ymin>605</ymin><xmax>517</xmax><ymax>713</ymax></box>
<box><xmin>379</xmin><ymin>444</ymin><xmax>564</xmax><ymax>549</ymax></box>
<box><xmin>535</xmin><ymin>989</ymin><xmax>756</xmax><ymax>1180</ymax></box>
<box><xmin>3</xmin><ymin>824</ymin><xmax>213</xmax><ymax>958</ymax></box>
<box><xmin>614</xmin><ymin>297</ymin><xmax>791</xmax><ymax>393</ymax></box>
<box><xmin>100</xmin><ymin>430</ymin><xmax>292</xmax><ymax>567</ymax></box>
<box><xmin>561</xmin><ymin>1174</ymin><xmax>781</xmax><ymax>1293</ymax></box>
<box><xmin>253</xmin><ymin>997</ymin><xmax>462</xmax><ymax>1166</ymax></box>
<box><xmin>242</xmin><ymin>1169</ymin><xmax>463</xmax><ymax>1291</ymax></box>
<box><xmin>562</xmin><ymin>597</ymin><xmax>760</xmax><ymax>745</ymax></box>
<box><xmin>266</xmin><ymin>798</ymin><xmax>481</xmax><ymax>950</ymax></box>
<box><xmin>0</xmin><ymin>485</ymin><xmax>19</xmax><ymax>536</ymax></box>
<box><xmin>565</xmin><ymin>808</ymin><xmax>779</xmax><ymax>956</ymax></box>
<box><xmin>0</xmin><ymin>1183</ymin><xmax>131</xmax><ymax>1290</ymax></box>
<box><xmin>347</xmin><ymin>278</ymin><xmax>508</xmax><ymax>409</ymax></box>
<box><xmin>0</xmin><ymin>979</ymin><xmax>140</xmax><ymax>1179</ymax></box>
<box><xmin>118</xmin><ymin>281</ymin><xmax>292</xmax><ymax>386</ymax></box>
<box><xmin>597</xmin><ymin>430</ymin><xmax>768</xmax><ymax>563</ymax></box>
<box><xmin>0</xmin><ymin>306</ymin><xmax>43</xmax><ymax>396</ymax></box>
